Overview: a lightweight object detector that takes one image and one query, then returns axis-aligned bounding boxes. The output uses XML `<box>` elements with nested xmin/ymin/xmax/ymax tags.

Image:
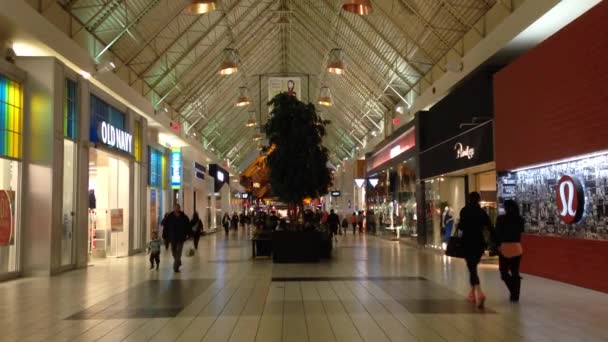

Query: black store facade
<box><xmin>417</xmin><ymin>67</ymin><xmax>498</xmax><ymax>249</ymax></box>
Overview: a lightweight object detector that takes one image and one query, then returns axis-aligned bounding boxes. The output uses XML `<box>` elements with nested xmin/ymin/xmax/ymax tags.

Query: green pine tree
<box><xmin>264</xmin><ymin>92</ymin><xmax>332</xmax><ymax>222</ymax></box>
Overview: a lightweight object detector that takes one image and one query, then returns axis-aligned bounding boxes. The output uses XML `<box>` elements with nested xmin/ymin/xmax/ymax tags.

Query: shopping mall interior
<box><xmin>0</xmin><ymin>0</ymin><xmax>607</xmax><ymax>341</ymax></box>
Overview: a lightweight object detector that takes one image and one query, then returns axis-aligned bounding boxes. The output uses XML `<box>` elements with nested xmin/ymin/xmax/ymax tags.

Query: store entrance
<box><xmin>88</xmin><ymin>148</ymin><xmax>130</xmax><ymax>260</ymax></box>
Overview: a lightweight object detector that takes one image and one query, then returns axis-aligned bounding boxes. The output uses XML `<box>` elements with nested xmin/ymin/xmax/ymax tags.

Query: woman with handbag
<box><xmin>459</xmin><ymin>192</ymin><xmax>493</xmax><ymax>308</ymax></box>
<box><xmin>496</xmin><ymin>199</ymin><xmax>524</xmax><ymax>302</ymax></box>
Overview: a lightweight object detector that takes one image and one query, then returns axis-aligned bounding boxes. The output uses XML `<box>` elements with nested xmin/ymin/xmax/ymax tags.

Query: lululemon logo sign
<box><xmin>556</xmin><ymin>175</ymin><xmax>585</xmax><ymax>224</ymax></box>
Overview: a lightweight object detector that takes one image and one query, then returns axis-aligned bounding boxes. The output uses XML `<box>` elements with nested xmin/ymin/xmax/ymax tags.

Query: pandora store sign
<box><xmin>98</xmin><ymin>121</ymin><xmax>133</xmax><ymax>154</ymax></box>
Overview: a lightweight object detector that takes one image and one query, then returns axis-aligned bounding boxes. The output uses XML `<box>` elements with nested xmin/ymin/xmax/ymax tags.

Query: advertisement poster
<box><xmin>110</xmin><ymin>209</ymin><xmax>124</xmax><ymax>232</ymax></box>
<box><xmin>0</xmin><ymin>190</ymin><xmax>14</xmax><ymax>246</ymax></box>
<box><xmin>171</xmin><ymin>148</ymin><xmax>182</xmax><ymax>189</ymax></box>
<box><xmin>150</xmin><ymin>190</ymin><xmax>157</xmax><ymax>236</ymax></box>
<box><xmin>268</xmin><ymin>77</ymin><xmax>301</xmax><ymax>101</ymax></box>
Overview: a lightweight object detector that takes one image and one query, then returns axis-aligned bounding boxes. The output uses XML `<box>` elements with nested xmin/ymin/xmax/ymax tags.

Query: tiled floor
<box><xmin>1</xmin><ymin>231</ymin><xmax>608</xmax><ymax>341</ymax></box>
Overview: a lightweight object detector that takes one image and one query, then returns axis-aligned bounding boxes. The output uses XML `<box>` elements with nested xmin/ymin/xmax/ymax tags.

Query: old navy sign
<box><xmin>557</xmin><ymin>175</ymin><xmax>585</xmax><ymax>224</ymax></box>
<box><xmin>99</xmin><ymin>121</ymin><xmax>133</xmax><ymax>154</ymax></box>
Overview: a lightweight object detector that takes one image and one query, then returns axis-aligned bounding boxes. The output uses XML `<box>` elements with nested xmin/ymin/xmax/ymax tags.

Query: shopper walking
<box><xmin>459</xmin><ymin>192</ymin><xmax>493</xmax><ymax>308</ymax></box>
<box><xmin>147</xmin><ymin>231</ymin><xmax>162</xmax><ymax>270</ymax></box>
<box><xmin>190</xmin><ymin>212</ymin><xmax>203</xmax><ymax>250</ymax></box>
<box><xmin>161</xmin><ymin>212</ymin><xmax>170</xmax><ymax>250</ymax></box>
<box><xmin>358</xmin><ymin>211</ymin><xmax>365</xmax><ymax>234</ymax></box>
<box><xmin>327</xmin><ymin>209</ymin><xmax>340</xmax><ymax>242</ymax></box>
<box><xmin>351</xmin><ymin>212</ymin><xmax>358</xmax><ymax>235</ymax></box>
<box><xmin>222</xmin><ymin>213</ymin><xmax>230</xmax><ymax>236</ymax></box>
<box><xmin>165</xmin><ymin>204</ymin><xmax>190</xmax><ymax>273</ymax></box>
<box><xmin>496</xmin><ymin>199</ymin><xmax>525</xmax><ymax>302</ymax></box>
<box><xmin>231</xmin><ymin>212</ymin><xmax>239</xmax><ymax>231</ymax></box>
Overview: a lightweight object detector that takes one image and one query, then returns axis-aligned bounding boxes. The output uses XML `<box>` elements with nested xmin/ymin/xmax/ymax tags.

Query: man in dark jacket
<box><xmin>164</xmin><ymin>203</ymin><xmax>190</xmax><ymax>273</ymax></box>
<box><xmin>327</xmin><ymin>210</ymin><xmax>340</xmax><ymax>241</ymax></box>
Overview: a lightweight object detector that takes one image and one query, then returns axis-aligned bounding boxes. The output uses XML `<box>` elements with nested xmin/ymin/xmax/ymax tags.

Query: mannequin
<box><xmin>442</xmin><ymin>206</ymin><xmax>454</xmax><ymax>242</ymax></box>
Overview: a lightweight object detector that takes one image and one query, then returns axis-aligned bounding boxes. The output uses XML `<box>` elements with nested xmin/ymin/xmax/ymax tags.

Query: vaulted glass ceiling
<box><xmin>60</xmin><ymin>0</ymin><xmax>497</xmax><ymax>169</ymax></box>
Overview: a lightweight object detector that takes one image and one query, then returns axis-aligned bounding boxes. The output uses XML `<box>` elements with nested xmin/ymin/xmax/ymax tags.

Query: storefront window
<box><xmin>64</xmin><ymin>79</ymin><xmax>77</xmax><ymax>139</ymax></box>
<box><xmin>61</xmin><ymin>140</ymin><xmax>76</xmax><ymax>266</ymax></box>
<box><xmin>88</xmin><ymin>149</ymin><xmax>130</xmax><ymax>258</ymax></box>
<box><xmin>424</xmin><ymin>177</ymin><xmax>466</xmax><ymax>249</ymax></box>
<box><xmin>0</xmin><ymin>74</ymin><xmax>22</xmax><ymax>275</ymax></box>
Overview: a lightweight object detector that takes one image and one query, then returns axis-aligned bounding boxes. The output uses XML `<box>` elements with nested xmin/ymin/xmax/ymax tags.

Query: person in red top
<box><xmin>350</xmin><ymin>212</ymin><xmax>358</xmax><ymax>235</ymax></box>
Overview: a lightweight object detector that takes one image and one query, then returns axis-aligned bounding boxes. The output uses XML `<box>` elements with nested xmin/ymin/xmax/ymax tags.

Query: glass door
<box><xmin>61</xmin><ymin>140</ymin><xmax>77</xmax><ymax>266</ymax></box>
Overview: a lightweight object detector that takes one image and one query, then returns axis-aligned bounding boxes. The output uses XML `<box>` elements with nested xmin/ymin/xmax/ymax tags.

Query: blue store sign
<box><xmin>171</xmin><ymin>148</ymin><xmax>182</xmax><ymax>189</ymax></box>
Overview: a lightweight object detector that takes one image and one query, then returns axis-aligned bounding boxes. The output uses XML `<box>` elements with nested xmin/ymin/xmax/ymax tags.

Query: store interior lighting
<box><xmin>318</xmin><ymin>86</ymin><xmax>333</xmax><ymax>106</ymax></box>
<box><xmin>368</xmin><ymin>178</ymin><xmax>379</xmax><ymax>187</ymax></box>
<box><xmin>219</xmin><ymin>48</ymin><xmax>239</xmax><ymax>75</ymax></box>
<box><xmin>327</xmin><ymin>48</ymin><xmax>346</xmax><ymax>74</ymax></box>
<box><xmin>235</xmin><ymin>87</ymin><xmax>251</xmax><ymax>107</ymax></box>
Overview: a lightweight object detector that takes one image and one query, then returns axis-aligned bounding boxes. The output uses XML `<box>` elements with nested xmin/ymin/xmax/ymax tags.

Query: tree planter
<box><xmin>252</xmin><ymin>238</ymin><xmax>272</xmax><ymax>258</ymax></box>
<box><xmin>272</xmin><ymin>231</ymin><xmax>325</xmax><ymax>263</ymax></box>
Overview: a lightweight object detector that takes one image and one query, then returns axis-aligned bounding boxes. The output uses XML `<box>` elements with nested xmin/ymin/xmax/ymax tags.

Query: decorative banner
<box><xmin>0</xmin><ymin>190</ymin><xmax>14</xmax><ymax>246</ymax></box>
<box><xmin>110</xmin><ymin>208</ymin><xmax>124</xmax><ymax>232</ymax></box>
<box><xmin>268</xmin><ymin>77</ymin><xmax>301</xmax><ymax>101</ymax></box>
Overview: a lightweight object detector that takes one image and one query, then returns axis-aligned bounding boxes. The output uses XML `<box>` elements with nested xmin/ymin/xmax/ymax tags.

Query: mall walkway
<box><xmin>1</xmin><ymin>232</ymin><xmax>607</xmax><ymax>342</ymax></box>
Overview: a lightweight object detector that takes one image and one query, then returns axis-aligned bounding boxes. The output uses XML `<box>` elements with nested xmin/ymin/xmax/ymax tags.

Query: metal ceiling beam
<box><xmin>121</xmin><ymin>2</ymin><xmax>192</xmax><ymax>68</ymax></box>
<box><xmin>143</xmin><ymin>0</ymin><xmax>255</xmax><ymax>96</ymax></box>
<box><xmin>95</xmin><ymin>0</ymin><xmax>162</xmax><ymax>61</ymax></box>
<box><xmin>171</xmin><ymin>4</ymin><xmax>278</xmax><ymax>111</ymax></box>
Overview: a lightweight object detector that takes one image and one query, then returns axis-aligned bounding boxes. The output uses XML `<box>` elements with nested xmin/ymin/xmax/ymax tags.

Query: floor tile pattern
<box><xmin>1</xmin><ymin>231</ymin><xmax>607</xmax><ymax>341</ymax></box>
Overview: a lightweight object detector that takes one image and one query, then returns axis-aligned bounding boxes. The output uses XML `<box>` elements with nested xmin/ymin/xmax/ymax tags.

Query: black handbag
<box><xmin>445</xmin><ymin>229</ymin><xmax>466</xmax><ymax>258</ymax></box>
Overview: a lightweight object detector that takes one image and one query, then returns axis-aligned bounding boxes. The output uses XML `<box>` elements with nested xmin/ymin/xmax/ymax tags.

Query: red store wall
<box><xmin>494</xmin><ymin>2</ymin><xmax>608</xmax><ymax>293</ymax></box>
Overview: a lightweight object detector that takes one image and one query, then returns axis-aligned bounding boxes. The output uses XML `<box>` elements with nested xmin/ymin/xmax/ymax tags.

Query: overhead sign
<box><xmin>216</xmin><ymin>171</ymin><xmax>225</xmax><ymax>182</ymax></box>
<box><xmin>99</xmin><ymin>121</ymin><xmax>133</xmax><ymax>154</ymax></box>
<box><xmin>331</xmin><ymin>191</ymin><xmax>341</xmax><ymax>197</ymax></box>
<box><xmin>557</xmin><ymin>175</ymin><xmax>585</xmax><ymax>224</ymax></box>
<box><xmin>171</xmin><ymin>148</ymin><xmax>182</xmax><ymax>189</ymax></box>
<box><xmin>419</xmin><ymin>121</ymin><xmax>493</xmax><ymax>179</ymax></box>
<box><xmin>454</xmin><ymin>142</ymin><xmax>475</xmax><ymax>159</ymax></box>
<box><xmin>194</xmin><ymin>162</ymin><xmax>206</xmax><ymax>180</ymax></box>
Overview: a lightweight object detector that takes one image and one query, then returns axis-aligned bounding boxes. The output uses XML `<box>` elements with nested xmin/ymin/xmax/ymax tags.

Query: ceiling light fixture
<box><xmin>327</xmin><ymin>48</ymin><xmax>346</xmax><ymax>75</ymax></box>
<box><xmin>219</xmin><ymin>48</ymin><xmax>239</xmax><ymax>75</ymax></box>
<box><xmin>318</xmin><ymin>87</ymin><xmax>333</xmax><ymax>106</ymax></box>
<box><xmin>246</xmin><ymin>111</ymin><xmax>257</xmax><ymax>127</ymax></box>
<box><xmin>342</xmin><ymin>0</ymin><xmax>373</xmax><ymax>15</ymax></box>
<box><xmin>187</xmin><ymin>0</ymin><xmax>218</xmax><ymax>14</ymax></box>
<box><xmin>253</xmin><ymin>133</ymin><xmax>263</xmax><ymax>141</ymax></box>
<box><xmin>235</xmin><ymin>87</ymin><xmax>251</xmax><ymax>107</ymax></box>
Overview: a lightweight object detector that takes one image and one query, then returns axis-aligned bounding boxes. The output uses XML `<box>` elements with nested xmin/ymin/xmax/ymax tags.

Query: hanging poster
<box><xmin>268</xmin><ymin>77</ymin><xmax>301</xmax><ymax>101</ymax></box>
<box><xmin>110</xmin><ymin>208</ymin><xmax>124</xmax><ymax>232</ymax></box>
<box><xmin>0</xmin><ymin>190</ymin><xmax>14</xmax><ymax>246</ymax></box>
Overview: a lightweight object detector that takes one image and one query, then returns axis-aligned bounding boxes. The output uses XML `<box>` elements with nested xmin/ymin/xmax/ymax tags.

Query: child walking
<box><xmin>148</xmin><ymin>231</ymin><xmax>162</xmax><ymax>270</ymax></box>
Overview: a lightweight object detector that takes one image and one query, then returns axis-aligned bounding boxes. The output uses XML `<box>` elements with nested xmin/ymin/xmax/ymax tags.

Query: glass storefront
<box><xmin>88</xmin><ymin>148</ymin><xmax>131</xmax><ymax>258</ymax></box>
<box><xmin>61</xmin><ymin>78</ymin><xmax>77</xmax><ymax>267</ymax></box>
<box><xmin>367</xmin><ymin>157</ymin><xmax>417</xmax><ymax>240</ymax></box>
<box><xmin>424</xmin><ymin>168</ymin><xmax>497</xmax><ymax>250</ymax></box>
<box><xmin>147</xmin><ymin>147</ymin><xmax>167</xmax><ymax>241</ymax></box>
<box><xmin>0</xmin><ymin>74</ymin><xmax>22</xmax><ymax>276</ymax></box>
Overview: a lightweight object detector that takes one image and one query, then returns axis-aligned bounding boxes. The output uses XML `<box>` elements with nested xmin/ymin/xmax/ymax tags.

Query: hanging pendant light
<box><xmin>219</xmin><ymin>48</ymin><xmax>239</xmax><ymax>75</ymax></box>
<box><xmin>187</xmin><ymin>0</ymin><xmax>218</xmax><ymax>14</ymax></box>
<box><xmin>318</xmin><ymin>87</ymin><xmax>333</xmax><ymax>106</ymax></box>
<box><xmin>246</xmin><ymin>111</ymin><xmax>257</xmax><ymax>127</ymax></box>
<box><xmin>235</xmin><ymin>87</ymin><xmax>251</xmax><ymax>107</ymax></box>
<box><xmin>342</xmin><ymin>0</ymin><xmax>373</xmax><ymax>15</ymax></box>
<box><xmin>253</xmin><ymin>133</ymin><xmax>263</xmax><ymax>141</ymax></box>
<box><xmin>327</xmin><ymin>48</ymin><xmax>346</xmax><ymax>75</ymax></box>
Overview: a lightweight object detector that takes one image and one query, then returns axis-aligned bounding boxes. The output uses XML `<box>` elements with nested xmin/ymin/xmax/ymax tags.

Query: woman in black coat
<box><xmin>496</xmin><ymin>200</ymin><xmax>525</xmax><ymax>302</ymax></box>
<box><xmin>190</xmin><ymin>212</ymin><xmax>203</xmax><ymax>250</ymax></box>
<box><xmin>459</xmin><ymin>192</ymin><xmax>492</xmax><ymax>308</ymax></box>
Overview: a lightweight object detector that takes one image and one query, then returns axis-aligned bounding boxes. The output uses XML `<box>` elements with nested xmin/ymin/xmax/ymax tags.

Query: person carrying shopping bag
<box><xmin>496</xmin><ymin>199</ymin><xmax>525</xmax><ymax>302</ymax></box>
<box><xmin>458</xmin><ymin>192</ymin><xmax>493</xmax><ymax>308</ymax></box>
